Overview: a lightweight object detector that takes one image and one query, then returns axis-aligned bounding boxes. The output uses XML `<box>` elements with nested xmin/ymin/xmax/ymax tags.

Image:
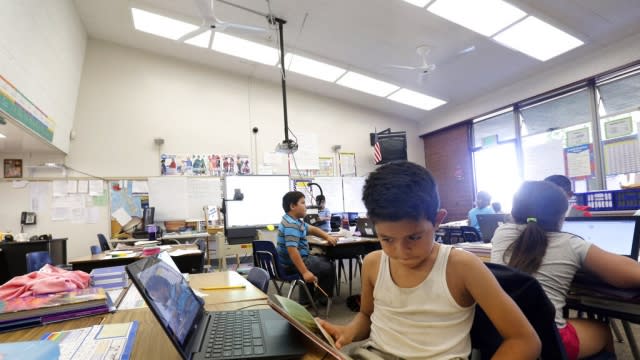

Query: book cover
<box><xmin>271</xmin><ymin>295</ymin><xmax>336</xmax><ymax>348</ymax></box>
<box><xmin>0</xmin><ymin>287</ymin><xmax>108</xmax><ymax>322</ymax></box>
<box><xmin>0</xmin><ymin>340</ymin><xmax>60</xmax><ymax>360</ymax></box>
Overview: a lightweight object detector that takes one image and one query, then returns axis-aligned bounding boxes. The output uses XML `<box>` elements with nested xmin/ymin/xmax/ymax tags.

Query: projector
<box><xmin>275</xmin><ymin>140</ymin><xmax>298</xmax><ymax>154</ymax></box>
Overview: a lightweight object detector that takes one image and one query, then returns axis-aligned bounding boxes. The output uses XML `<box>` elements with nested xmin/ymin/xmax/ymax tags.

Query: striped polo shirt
<box><xmin>277</xmin><ymin>214</ymin><xmax>309</xmax><ymax>268</ymax></box>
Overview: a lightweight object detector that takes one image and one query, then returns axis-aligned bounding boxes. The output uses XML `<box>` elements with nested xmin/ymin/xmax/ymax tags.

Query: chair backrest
<box><xmin>476</xmin><ymin>214</ymin><xmax>508</xmax><ymax>242</ymax></box>
<box><xmin>26</xmin><ymin>251</ymin><xmax>53</xmax><ymax>272</ymax></box>
<box><xmin>460</xmin><ymin>226</ymin><xmax>483</xmax><ymax>243</ymax></box>
<box><xmin>97</xmin><ymin>233</ymin><xmax>110</xmax><ymax>252</ymax></box>
<box><xmin>247</xmin><ymin>267</ymin><xmax>270</xmax><ymax>293</ymax></box>
<box><xmin>90</xmin><ymin>245</ymin><xmax>102</xmax><ymax>255</ymax></box>
<box><xmin>252</xmin><ymin>240</ymin><xmax>292</xmax><ymax>281</ymax></box>
<box><xmin>470</xmin><ymin>262</ymin><xmax>567</xmax><ymax>360</ymax></box>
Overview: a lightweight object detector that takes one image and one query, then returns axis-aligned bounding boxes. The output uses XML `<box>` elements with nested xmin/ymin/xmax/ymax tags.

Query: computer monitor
<box><xmin>561</xmin><ymin>216</ymin><xmax>640</xmax><ymax>259</ymax></box>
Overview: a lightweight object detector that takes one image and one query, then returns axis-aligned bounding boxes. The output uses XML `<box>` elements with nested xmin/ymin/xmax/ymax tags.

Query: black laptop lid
<box><xmin>126</xmin><ymin>255</ymin><xmax>206</xmax><ymax>359</ymax></box>
<box><xmin>562</xmin><ymin>216</ymin><xmax>640</xmax><ymax>259</ymax></box>
<box><xmin>356</xmin><ymin>218</ymin><xmax>377</xmax><ymax>237</ymax></box>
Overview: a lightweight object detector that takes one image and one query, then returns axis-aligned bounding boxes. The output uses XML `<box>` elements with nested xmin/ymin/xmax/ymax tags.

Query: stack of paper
<box><xmin>91</xmin><ymin>266</ymin><xmax>128</xmax><ymax>290</ymax></box>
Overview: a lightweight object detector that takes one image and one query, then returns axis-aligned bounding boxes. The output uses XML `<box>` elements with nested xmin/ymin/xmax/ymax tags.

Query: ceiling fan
<box><xmin>177</xmin><ymin>0</ymin><xmax>269</xmax><ymax>44</ymax></box>
<box><xmin>386</xmin><ymin>44</ymin><xmax>476</xmax><ymax>83</ymax></box>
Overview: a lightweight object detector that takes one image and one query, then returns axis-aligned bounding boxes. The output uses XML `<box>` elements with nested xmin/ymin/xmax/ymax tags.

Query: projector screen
<box><xmin>224</xmin><ymin>175</ymin><xmax>291</xmax><ymax>227</ymax></box>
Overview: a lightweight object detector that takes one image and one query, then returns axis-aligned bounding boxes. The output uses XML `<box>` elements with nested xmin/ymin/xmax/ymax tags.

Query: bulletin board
<box><xmin>148</xmin><ymin>177</ymin><xmax>222</xmax><ymax>221</ymax></box>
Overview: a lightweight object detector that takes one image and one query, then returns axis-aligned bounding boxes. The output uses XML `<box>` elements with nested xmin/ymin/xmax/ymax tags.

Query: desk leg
<box><xmin>622</xmin><ymin>320</ymin><xmax>640</xmax><ymax>360</ymax></box>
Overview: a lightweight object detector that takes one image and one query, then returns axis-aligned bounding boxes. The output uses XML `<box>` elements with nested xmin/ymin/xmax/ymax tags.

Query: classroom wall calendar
<box><xmin>160</xmin><ymin>154</ymin><xmax>251</xmax><ymax>176</ymax></box>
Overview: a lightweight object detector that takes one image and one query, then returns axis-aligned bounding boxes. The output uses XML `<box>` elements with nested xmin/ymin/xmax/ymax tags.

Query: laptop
<box><xmin>125</xmin><ymin>254</ymin><xmax>306</xmax><ymax>360</ymax></box>
<box><xmin>356</xmin><ymin>218</ymin><xmax>377</xmax><ymax>238</ymax></box>
<box><xmin>476</xmin><ymin>214</ymin><xmax>508</xmax><ymax>243</ymax></box>
<box><xmin>562</xmin><ymin>216</ymin><xmax>640</xmax><ymax>259</ymax></box>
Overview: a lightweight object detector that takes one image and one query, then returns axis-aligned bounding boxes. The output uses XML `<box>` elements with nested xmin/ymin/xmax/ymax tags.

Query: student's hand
<box><xmin>302</xmin><ymin>270</ymin><xmax>317</xmax><ymax>283</ymax></box>
<box><xmin>325</xmin><ymin>235</ymin><xmax>338</xmax><ymax>246</ymax></box>
<box><xmin>316</xmin><ymin>319</ymin><xmax>354</xmax><ymax>349</ymax></box>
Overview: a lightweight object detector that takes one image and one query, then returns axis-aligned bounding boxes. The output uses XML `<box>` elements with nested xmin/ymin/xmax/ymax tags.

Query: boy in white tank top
<box><xmin>318</xmin><ymin>162</ymin><xmax>541</xmax><ymax>359</ymax></box>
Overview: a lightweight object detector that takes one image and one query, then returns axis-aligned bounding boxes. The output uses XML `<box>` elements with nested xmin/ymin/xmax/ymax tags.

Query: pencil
<box><xmin>314</xmin><ymin>282</ymin><xmax>329</xmax><ymax>298</ymax></box>
<box><xmin>200</xmin><ymin>285</ymin><xmax>246</xmax><ymax>290</ymax></box>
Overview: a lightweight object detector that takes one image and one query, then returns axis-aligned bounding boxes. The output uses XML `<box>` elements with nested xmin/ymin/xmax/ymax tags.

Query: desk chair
<box><xmin>460</xmin><ymin>226</ymin><xmax>482</xmax><ymax>243</ymax></box>
<box><xmin>471</xmin><ymin>262</ymin><xmax>567</xmax><ymax>360</ymax></box>
<box><xmin>90</xmin><ymin>245</ymin><xmax>102</xmax><ymax>255</ymax></box>
<box><xmin>252</xmin><ymin>240</ymin><xmax>320</xmax><ymax>316</ymax></box>
<box><xmin>97</xmin><ymin>233</ymin><xmax>110</xmax><ymax>252</ymax></box>
<box><xmin>247</xmin><ymin>267</ymin><xmax>270</xmax><ymax>293</ymax></box>
<box><xmin>26</xmin><ymin>251</ymin><xmax>53</xmax><ymax>273</ymax></box>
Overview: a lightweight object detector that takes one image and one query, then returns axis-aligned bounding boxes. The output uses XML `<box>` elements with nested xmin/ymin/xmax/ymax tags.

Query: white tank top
<box><xmin>369</xmin><ymin>245</ymin><xmax>475</xmax><ymax>360</ymax></box>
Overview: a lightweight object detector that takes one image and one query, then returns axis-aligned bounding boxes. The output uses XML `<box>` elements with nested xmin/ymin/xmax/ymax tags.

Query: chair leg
<box><xmin>272</xmin><ymin>279</ymin><xmax>283</xmax><ymax>295</ymax></box>
<box><xmin>348</xmin><ymin>258</ymin><xmax>353</xmax><ymax>297</ymax></box>
<box><xmin>611</xmin><ymin>319</ymin><xmax>624</xmax><ymax>343</ymax></box>
<box><xmin>286</xmin><ymin>281</ymin><xmax>298</xmax><ymax>299</ymax></box>
<box><xmin>298</xmin><ymin>280</ymin><xmax>319</xmax><ymax>316</ymax></box>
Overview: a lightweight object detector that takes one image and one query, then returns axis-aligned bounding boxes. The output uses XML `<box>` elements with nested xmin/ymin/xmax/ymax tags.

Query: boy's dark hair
<box><xmin>544</xmin><ymin>174</ymin><xmax>573</xmax><ymax>197</ymax></box>
<box><xmin>316</xmin><ymin>195</ymin><xmax>326</xmax><ymax>204</ymax></box>
<box><xmin>362</xmin><ymin>161</ymin><xmax>440</xmax><ymax>223</ymax></box>
<box><xmin>505</xmin><ymin>181</ymin><xmax>568</xmax><ymax>274</ymax></box>
<box><xmin>282</xmin><ymin>191</ymin><xmax>305</xmax><ymax>213</ymax></box>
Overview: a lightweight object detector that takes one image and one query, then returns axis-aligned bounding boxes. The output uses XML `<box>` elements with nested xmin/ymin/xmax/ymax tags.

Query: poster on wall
<box><xmin>160</xmin><ymin>154</ymin><xmax>251</xmax><ymax>176</ymax></box>
<box><xmin>602</xmin><ymin>136</ymin><xmax>640</xmax><ymax>175</ymax></box>
<box><xmin>339</xmin><ymin>152</ymin><xmax>357</xmax><ymax>177</ymax></box>
<box><xmin>564</xmin><ymin>144</ymin><xmax>594</xmax><ymax>179</ymax></box>
<box><xmin>317</xmin><ymin>157</ymin><xmax>334</xmax><ymax>177</ymax></box>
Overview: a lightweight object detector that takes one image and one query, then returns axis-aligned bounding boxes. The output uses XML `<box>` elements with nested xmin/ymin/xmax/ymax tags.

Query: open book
<box><xmin>271</xmin><ymin>295</ymin><xmax>337</xmax><ymax>349</ymax></box>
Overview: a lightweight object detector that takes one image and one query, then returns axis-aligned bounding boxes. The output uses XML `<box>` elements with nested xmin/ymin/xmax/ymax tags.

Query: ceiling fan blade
<box><xmin>193</xmin><ymin>0</ymin><xmax>216</xmax><ymax>21</ymax></box>
<box><xmin>385</xmin><ymin>64</ymin><xmax>418</xmax><ymax>70</ymax></box>
<box><xmin>223</xmin><ymin>22</ymin><xmax>269</xmax><ymax>33</ymax></box>
<box><xmin>177</xmin><ymin>26</ymin><xmax>208</xmax><ymax>42</ymax></box>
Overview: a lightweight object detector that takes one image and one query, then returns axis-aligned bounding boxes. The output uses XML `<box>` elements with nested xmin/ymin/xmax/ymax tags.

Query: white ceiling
<box><xmin>72</xmin><ymin>0</ymin><xmax>640</xmax><ymax>123</ymax></box>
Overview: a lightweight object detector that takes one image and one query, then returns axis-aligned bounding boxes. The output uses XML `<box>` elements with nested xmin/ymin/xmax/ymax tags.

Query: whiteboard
<box><xmin>313</xmin><ymin>177</ymin><xmax>345</xmax><ymax>213</ymax></box>
<box><xmin>224</xmin><ymin>176</ymin><xmax>291</xmax><ymax>227</ymax></box>
<box><xmin>148</xmin><ymin>177</ymin><xmax>222</xmax><ymax>221</ymax></box>
<box><xmin>342</xmin><ymin>177</ymin><xmax>367</xmax><ymax>214</ymax></box>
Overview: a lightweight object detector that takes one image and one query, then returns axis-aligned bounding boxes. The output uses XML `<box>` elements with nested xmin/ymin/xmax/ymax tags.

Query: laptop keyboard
<box><xmin>204</xmin><ymin>310</ymin><xmax>265</xmax><ymax>358</ymax></box>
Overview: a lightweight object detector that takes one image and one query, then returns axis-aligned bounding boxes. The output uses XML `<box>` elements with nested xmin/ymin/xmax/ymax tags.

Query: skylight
<box><xmin>427</xmin><ymin>0</ymin><xmax>526</xmax><ymax>37</ymax></box>
<box><xmin>284</xmin><ymin>54</ymin><xmax>347</xmax><ymax>82</ymax></box>
<box><xmin>131</xmin><ymin>8</ymin><xmax>198</xmax><ymax>40</ymax></box>
<box><xmin>211</xmin><ymin>33</ymin><xmax>280</xmax><ymax>66</ymax></box>
<box><xmin>336</xmin><ymin>72</ymin><xmax>400</xmax><ymax>97</ymax></box>
<box><xmin>387</xmin><ymin>88</ymin><xmax>447</xmax><ymax>110</ymax></box>
<box><xmin>493</xmin><ymin>16</ymin><xmax>584</xmax><ymax>61</ymax></box>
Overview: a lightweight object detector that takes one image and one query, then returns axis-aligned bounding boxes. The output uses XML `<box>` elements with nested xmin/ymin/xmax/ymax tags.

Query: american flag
<box><xmin>373</xmin><ymin>135</ymin><xmax>382</xmax><ymax>164</ymax></box>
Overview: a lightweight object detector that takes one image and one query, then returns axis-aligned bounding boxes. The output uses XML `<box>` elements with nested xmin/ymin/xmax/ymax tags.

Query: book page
<box><xmin>272</xmin><ymin>295</ymin><xmax>335</xmax><ymax>347</ymax></box>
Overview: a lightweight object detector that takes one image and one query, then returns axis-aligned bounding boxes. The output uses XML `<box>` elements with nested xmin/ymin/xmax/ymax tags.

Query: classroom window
<box><xmin>596</xmin><ymin>69</ymin><xmax>640</xmax><ymax>189</ymax></box>
<box><xmin>520</xmin><ymin>89</ymin><xmax>596</xmax><ymax>190</ymax></box>
<box><xmin>473</xmin><ymin>142</ymin><xmax>520</xmax><ymax>213</ymax></box>
<box><xmin>472</xmin><ymin>109</ymin><xmax>515</xmax><ymax>148</ymax></box>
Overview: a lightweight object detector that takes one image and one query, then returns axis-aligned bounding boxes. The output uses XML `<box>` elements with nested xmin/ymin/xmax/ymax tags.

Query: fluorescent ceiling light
<box><xmin>185</xmin><ymin>30</ymin><xmax>212</xmax><ymax>48</ymax></box>
<box><xmin>387</xmin><ymin>88</ymin><xmax>447</xmax><ymax>111</ymax></box>
<box><xmin>212</xmin><ymin>33</ymin><xmax>279</xmax><ymax>66</ymax></box>
<box><xmin>131</xmin><ymin>8</ymin><xmax>198</xmax><ymax>40</ymax></box>
<box><xmin>493</xmin><ymin>16</ymin><xmax>583</xmax><ymax>61</ymax></box>
<box><xmin>427</xmin><ymin>0</ymin><xmax>526</xmax><ymax>37</ymax></box>
<box><xmin>0</xmin><ymin>133</ymin><xmax>5</xmax><ymax>139</ymax></box>
<box><xmin>336</xmin><ymin>72</ymin><xmax>399</xmax><ymax>97</ymax></box>
<box><xmin>402</xmin><ymin>0</ymin><xmax>433</xmax><ymax>7</ymax></box>
<box><xmin>284</xmin><ymin>54</ymin><xmax>346</xmax><ymax>82</ymax></box>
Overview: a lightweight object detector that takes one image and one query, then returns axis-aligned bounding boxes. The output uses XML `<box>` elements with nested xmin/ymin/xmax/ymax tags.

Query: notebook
<box><xmin>562</xmin><ymin>216</ymin><xmax>640</xmax><ymax>259</ymax></box>
<box><xmin>125</xmin><ymin>254</ymin><xmax>306</xmax><ymax>360</ymax></box>
<box><xmin>356</xmin><ymin>218</ymin><xmax>377</xmax><ymax>238</ymax></box>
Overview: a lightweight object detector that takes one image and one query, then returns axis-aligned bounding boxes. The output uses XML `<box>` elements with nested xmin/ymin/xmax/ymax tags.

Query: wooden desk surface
<box><xmin>0</xmin><ymin>271</ymin><xmax>332</xmax><ymax>359</ymax></box>
<box><xmin>69</xmin><ymin>245</ymin><xmax>200</xmax><ymax>264</ymax></box>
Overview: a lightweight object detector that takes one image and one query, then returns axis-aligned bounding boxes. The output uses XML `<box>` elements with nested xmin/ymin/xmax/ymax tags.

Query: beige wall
<box><xmin>66</xmin><ymin>39</ymin><xmax>424</xmax><ymax>177</ymax></box>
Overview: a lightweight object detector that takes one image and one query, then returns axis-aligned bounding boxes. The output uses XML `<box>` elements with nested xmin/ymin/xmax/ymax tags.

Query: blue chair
<box><xmin>247</xmin><ymin>267</ymin><xmax>270</xmax><ymax>293</ymax></box>
<box><xmin>26</xmin><ymin>251</ymin><xmax>53</xmax><ymax>272</ymax></box>
<box><xmin>97</xmin><ymin>233</ymin><xmax>110</xmax><ymax>252</ymax></box>
<box><xmin>90</xmin><ymin>245</ymin><xmax>102</xmax><ymax>255</ymax></box>
<box><xmin>252</xmin><ymin>240</ymin><xmax>318</xmax><ymax>315</ymax></box>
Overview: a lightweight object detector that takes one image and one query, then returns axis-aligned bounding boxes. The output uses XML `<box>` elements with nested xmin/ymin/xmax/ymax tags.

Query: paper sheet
<box><xmin>112</xmin><ymin>207</ymin><xmax>132</xmax><ymax>226</ymax></box>
<box><xmin>42</xmin><ymin>322</ymin><xmax>138</xmax><ymax>360</ymax></box>
<box><xmin>118</xmin><ymin>286</ymin><xmax>147</xmax><ymax>310</ymax></box>
<box><xmin>52</xmin><ymin>180</ymin><xmax>68</xmax><ymax>197</ymax></box>
<box><xmin>67</xmin><ymin>180</ymin><xmax>78</xmax><ymax>193</ymax></box>
<box><xmin>77</xmin><ymin>180</ymin><xmax>89</xmax><ymax>193</ymax></box>
<box><xmin>89</xmin><ymin>180</ymin><xmax>104</xmax><ymax>196</ymax></box>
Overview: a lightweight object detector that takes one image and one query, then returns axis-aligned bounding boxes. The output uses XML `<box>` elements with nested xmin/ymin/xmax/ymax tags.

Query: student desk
<box><xmin>69</xmin><ymin>246</ymin><xmax>203</xmax><ymax>274</ymax></box>
<box><xmin>0</xmin><ymin>271</ymin><xmax>331</xmax><ymax>359</ymax></box>
<box><xmin>308</xmin><ymin>236</ymin><xmax>381</xmax><ymax>296</ymax></box>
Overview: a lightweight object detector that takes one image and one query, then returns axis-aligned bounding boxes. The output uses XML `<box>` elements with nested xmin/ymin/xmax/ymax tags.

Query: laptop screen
<box><xmin>127</xmin><ymin>255</ymin><xmax>204</xmax><ymax>349</ymax></box>
<box><xmin>561</xmin><ymin>216</ymin><xmax>640</xmax><ymax>259</ymax></box>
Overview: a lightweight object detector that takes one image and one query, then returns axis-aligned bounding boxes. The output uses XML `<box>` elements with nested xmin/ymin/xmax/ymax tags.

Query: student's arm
<box><xmin>457</xmin><ymin>252</ymin><xmax>541</xmax><ymax>359</ymax></box>
<box><xmin>286</xmin><ymin>246</ymin><xmax>316</xmax><ymax>283</ymax></box>
<box><xmin>583</xmin><ymin>245</ymin><xmax>640</xmax><ymax>288</ymax></box>
<box><xmin>318</xmin><ymin>251</ymin><xmax>378</xmax><ymax>348</ymax></box>
<box><xmin>308</xmin><ymin>225</ymin><xmax>337</xmax><ymax>245</ymax></box>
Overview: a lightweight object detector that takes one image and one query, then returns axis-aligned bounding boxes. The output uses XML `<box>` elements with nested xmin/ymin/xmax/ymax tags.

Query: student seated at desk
<box><xmin>319</xmin><ymin>161</ymin><xmax>540</xmax><ymax>359</ymax></box>
<box><xmin>491</xmin><ymin>181</ymin><xmax>640</xmax><ymax>360</ymax></box>
<box><xmin>277</xmin><ymin>191</ymin><xmax>337</xmax><ymax>305</ymax></box>
<box><xmin>468</xmin><ymin>191</ymin><xmax>495</xmax><ymax>233</ymax></box>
